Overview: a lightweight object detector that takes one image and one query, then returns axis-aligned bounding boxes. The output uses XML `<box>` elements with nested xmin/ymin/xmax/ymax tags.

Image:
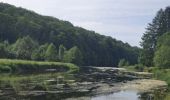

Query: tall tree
<box><xmin>63</xmin><ymin>46</ymin><xmax>83</xmax><ymax>65</ymax></box>
<box><xmin>58</xmin><ymin>44</ymin><xmax>66</xmax><ymax>61</ymax></box>
<box><xmin>31</xmin><ymin>43</ymin><xmax>49</xmax><ymax>60</ymax></box>
<box><xmin>118</xmin><ymin>59</ymin><xmax>129</xmax><ymax>67</ymax></box>
<box><xmin>0</xmin><ymin>41</ymin><xmax>9</xmax><ymax>58</ymax></box>
<box><xmin>154</xmin><ymin>32</ymin><xmax>170</xmax><ymax>68</ymax></box>
<box><xmin>140</xmin><ymin>7</ymin><xmax>170</xmax><ymax>66</ymax></box>
<box><xmin>12</xmin><ymin>36</ymin><xmax>38</xmax><ymax>59</ymax></box>
<box><xmin>45</xmin><ymin>43</ymin><xmax>58</xmax><ymax>61</ymax></box>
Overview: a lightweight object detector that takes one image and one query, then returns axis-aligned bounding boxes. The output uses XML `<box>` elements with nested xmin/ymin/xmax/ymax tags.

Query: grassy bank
<box><xmin>121</xmin><ymin>65</ymin><xmax>170</xmax><ymax>99</ymax></box>
<box><xmin>0</xmin><ymin>59</ymin><xmax>79</xmax><ymax>73</ymax></box>
<box><xmin>149</xmin><ymin>68</ymin><xmax>170</xmax><ymax>87</ymax></box>
<box><xmin>123</xmin><ymin>66</ymin><xmax>170</xmax><ymax>86</ymax></box>
<box><xmin>148</xmin><ymin>67</ymin><xmax>170</xmax><ymax>100</ymax></box>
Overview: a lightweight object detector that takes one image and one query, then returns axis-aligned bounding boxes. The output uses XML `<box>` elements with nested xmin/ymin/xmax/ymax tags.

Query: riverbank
<box><xmin>122</xmin><ymin>79</ymin><xmax>167</xmax><ymax>92</ymax></box>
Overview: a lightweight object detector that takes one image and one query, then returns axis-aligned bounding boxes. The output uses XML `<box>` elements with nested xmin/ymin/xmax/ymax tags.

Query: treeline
<box><xmin>0</xmin><ymin>36</ymin><xmax>83</xmax><ymax>65</ymax></box>
<box><xmin>140</xmin><ymin>6</ymin><xmax>170</xmax><ymax>68</ymax></box>
<box><xmin>0</xmin><ymin>3</ymin><xmax>140</xmax><ymax>66</ymax></box>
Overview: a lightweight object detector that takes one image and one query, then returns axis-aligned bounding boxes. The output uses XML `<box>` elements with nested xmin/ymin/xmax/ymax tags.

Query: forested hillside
<box><xmin>0</xmin><ymin>3</ymin><xmax>140</xmax><ymax>66</ymax></box>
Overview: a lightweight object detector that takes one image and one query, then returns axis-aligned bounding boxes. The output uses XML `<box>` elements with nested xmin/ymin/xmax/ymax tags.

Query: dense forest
<box><xmin>0</xmin><ymin>3</ymin><xmax>140</xmax><ymax>66</ymax></box>
<box><xmin>140</xmin><ymin>6</ymin><xmax>170</xmax><ymax>68</ymax></box>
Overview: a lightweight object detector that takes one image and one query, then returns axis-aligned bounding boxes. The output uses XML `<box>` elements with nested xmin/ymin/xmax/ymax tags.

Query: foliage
<box><xmin>31</xmin><ymin>43</ymin><xmax>48</xmax><ymax>60</ymax></box>
<box><xmin>140</xmin><ymin>7</ymin><xmax>170</xmax><ymax>67</ymax></box>
<box><xmin>45</xmin><ymin>43</ymin><xmax>58</xmax><ymax>61</ymax></box>
<box><xmin>118</xmin><ymin>59</ymin><xmax>129</xmax><ymax>67</ymax></box>
<box><xmin>134</xmin><ymin>64</ymin><xmax>145</xmax><ymax>72</ymax></box>
<box><xmin>150</xmin><ymin>67</ymin><xmax>170</xmax><ymax>87</ymax></box>
<box><xmin>58</xmin><ymin>45</ymin><xmax>66</xmax><ymax>61</ymax></box>
<box><xmin>11</xmin><ymin>36</ymin><xmax>38</xmax><ymax>60</ymax></box>
<box><xmin>154</xmin><ymin>32</ymin><xmax>170</xmax><ymax>68</ymax></box>
<box><xmin>0</xmin><ymin>41</ymin><xmax>9</xmax><ymax>58</ymax></box>
<box><xmin>0</xmin><ymin>3</ymin><xmax>140</xmax><ymax>66</ymax></box>
<box><xmin>64</xmin><ymin>46</ymin><xmax>83</xmax><ymax>65</ymax></box>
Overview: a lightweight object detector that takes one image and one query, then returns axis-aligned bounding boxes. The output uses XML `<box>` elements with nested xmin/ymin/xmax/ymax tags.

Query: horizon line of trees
<box><xmin>0</xmin><ymin>36</ymin><xmax>83</xmax><ymax>65</ymax></box>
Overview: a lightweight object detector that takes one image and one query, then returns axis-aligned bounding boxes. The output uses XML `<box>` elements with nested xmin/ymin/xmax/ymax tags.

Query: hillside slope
<box><xmin>0</xmin><ymin>3</ymin><xmax>140</xmax><ymax>66</ymax></box>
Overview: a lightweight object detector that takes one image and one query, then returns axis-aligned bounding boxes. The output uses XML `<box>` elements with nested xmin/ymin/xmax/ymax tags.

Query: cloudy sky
<box><xmin>1</xmin><ymin>0</ymin><xmax>170</xmax><ymax>46</ymax></box>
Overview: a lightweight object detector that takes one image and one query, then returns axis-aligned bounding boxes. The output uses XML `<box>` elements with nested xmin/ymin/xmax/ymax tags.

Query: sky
<box><xmin>0</xmin><ymin>0</ymin><xmax>170</xmax><ymax>47</ymax></box>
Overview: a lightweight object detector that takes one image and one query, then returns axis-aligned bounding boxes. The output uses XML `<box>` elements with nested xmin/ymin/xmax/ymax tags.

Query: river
<box><xmin>0</xmin><ymin>67</ymin><xmax>168</xmax><ymax>100</ymax></box>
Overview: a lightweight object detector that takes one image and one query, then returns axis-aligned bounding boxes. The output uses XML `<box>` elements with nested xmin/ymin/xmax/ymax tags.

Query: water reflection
<box><xmin>92</xmin><ymin>90</ymin><xmax>139</xmax><ymax>100</ymax></box>
<box><xmin>0</xmin><ymin>88</ymin><xmax>168</xmax><ymax>100</ymax></box>
<box><xmin>66</xmin><ymin>90</ymin><xmax>167</xmax><ymax>100</ymax></box>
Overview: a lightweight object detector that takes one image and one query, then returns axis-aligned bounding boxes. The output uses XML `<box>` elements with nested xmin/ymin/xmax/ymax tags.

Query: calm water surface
<box><xmin>67</xmin><ymin>89</ymin><xmax>168</xmax><ymax>100</ymax></box>
<box><xmin>92</xmin><ymin>90</ymin><xmax>139</xmax><ymax>100</ymax></box>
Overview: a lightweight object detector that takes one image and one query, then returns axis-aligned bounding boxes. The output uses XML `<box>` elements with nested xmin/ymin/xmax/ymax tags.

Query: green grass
<box><xmin>148</xmin><ymin>67</ymin><xmax>170</xmax><ymax>100</ymax></box>
<box><xmin>121</xmin><ymin>65</ymin><xmax>170</xmax><ymax>87</ymax></box>
<box><xmin>0</xmin><ymin>59</ymin><xmax>79</xmax><ymax>73</ymax></box>
<box><xmin>149</xmin><ymin>67</ymin><xmax>170</xmax><ymax>87</ymax></box>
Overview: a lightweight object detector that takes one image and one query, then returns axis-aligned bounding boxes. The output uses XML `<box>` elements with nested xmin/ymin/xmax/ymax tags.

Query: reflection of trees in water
<box><xmin>138</xmin><ymin>89</ymin><xmax>167</xmax><ymax>100</ymax></box>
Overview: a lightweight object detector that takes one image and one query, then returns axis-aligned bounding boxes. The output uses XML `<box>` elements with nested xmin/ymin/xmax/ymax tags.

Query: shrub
<box><xmin>134</xmin><ymin>64</ymin><xmax>144</xmax><ymax>72</ymax></box>
<box><xmin>0</xmin><ymin>65</ymin><xmax>11</xmax><ymax>72</ymax></box>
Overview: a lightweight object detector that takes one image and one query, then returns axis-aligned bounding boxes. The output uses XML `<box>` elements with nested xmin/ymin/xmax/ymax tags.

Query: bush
<box><xmin>118</xmin><ymin>59</ymin><xmax>129</xmax><ymax>67</ymax></box>
<box><xmin>0</xmin><ymin>65</ymin><xmax>11</xmax><ymax>72</ymax></box>
<box><xmin>134</xmin><ymin>64</ymin><xmax>144</xmax><ymax>72</ymax></box>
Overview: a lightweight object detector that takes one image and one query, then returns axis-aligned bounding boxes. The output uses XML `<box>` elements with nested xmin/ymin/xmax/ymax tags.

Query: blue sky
<box><xmin>1</xmin><ymin>0</ymin><xmax>170</xmax><ymax>46</ymax></box>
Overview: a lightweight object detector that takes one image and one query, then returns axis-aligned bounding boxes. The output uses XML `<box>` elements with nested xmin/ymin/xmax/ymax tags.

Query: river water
<box><xmin>92</xmin><ymin>90</ymin><xmax>139</xmax><ymax>100</ymax></box>
<box><xmin>0</xmin><ymin>72</ymin><xmax>168</xmax><ymax>100</ymax></box>
<box><xmin>66</xmin><ymin>89</ymin><xmax>167</xmax><ymax>100</ymax></box>
<box><xmin>66</xmin><ymin>90</ymin><xmax>140</xmax><ymax>100</ymax></box>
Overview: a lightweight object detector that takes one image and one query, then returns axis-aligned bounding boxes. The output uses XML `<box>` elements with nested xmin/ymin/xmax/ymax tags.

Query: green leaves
<box><xmin>45</xmin><ymin>43</ymin><xmax>58</xmax><ymax>61</ymax></box>
<box><xmin>118</xmin><ymin>59</ymin><xmax>129</xmax><ymax>67</ymax></box>
<box><xmin>140</xmin><ymin>7</ymin><xmax>170</xmax><ymax>67</ymax></box>
<box><xmin>58</xmin><ymin>45</ymin><xmax>66</xmax><ymax>61</ymax></box>
<box><xmin>154</xmin><ymin>32</ymin><xmax>170</xmax><ymax>68</ymax></box>
<box><xmin>0</xmin><ymin>3</ymin><xmax>139</xmax><ymax>66</ymax></box>
<box><xmin>31</xmin><ymin>43</ymin><xmax>48</xmax><ymax>61</ymax></box>
<box><xmin>11</xmin><ymin>36</ymin><xmax>38</xmax><ymax>59</ymax></box>
<box><xmin>64</xmin><ymin>46</ymin><xmax>83</xmax><ymax>65</ymax></box>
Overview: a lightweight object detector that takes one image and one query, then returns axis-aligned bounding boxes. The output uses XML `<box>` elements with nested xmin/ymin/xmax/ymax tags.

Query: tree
<box><xmin>154</xmin><ymin>46</ymin><xmax>170</xmax><ymax>68</ymax></box>
<box><xmin>0</xmin><ymin>42</ymin><xmax>8</xmax><ymax>58</ymax></box>
<box><xmin>12</xmin><ymin>36</ymin><xmax>38</xmax><ymax>59</ymax></box>
<box><xmin>31</xmin><ymin>43</ymin><xmax>49</xmax><ymax>60</ymax></box>
<box><xmin>45</xmin><ymin>43</ymin><xmax>58</xmax><ymax>61</ymax></box>
<box><xmin>58</xmin><ymin>44</ymin><xmax>66</xmax><ymax>61</ymax></box>
<box><xmin>63</xmin><ymin>46</ymin><xmax>83</xmax><ymax>65</ymax></box>
<box><xmin>154</xmin><ymin>32</ymin><xmax>170</xmax><ymax>68</ymax></box>
<box><xmin>118</xmin><ymin>59</ymin><xmax>129</xmax><ymax>67</ymax></box>
<box><xmin>0</xmin><ymin>3</ymin><xmax>140</xmax><ymax>66</ymax></box>
<box><xmin>140</xmin><ymin>7</ymin><xmax>170</xmax><ymax>67</ymax></box>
